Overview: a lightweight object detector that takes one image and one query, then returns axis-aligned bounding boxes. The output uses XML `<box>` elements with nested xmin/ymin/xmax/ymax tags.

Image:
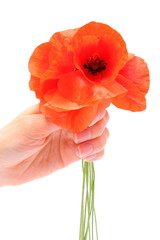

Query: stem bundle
<box><xmin>79</xmin><ymin>160</ymin><xmax>98</xmax><ymax>240</ymax></box>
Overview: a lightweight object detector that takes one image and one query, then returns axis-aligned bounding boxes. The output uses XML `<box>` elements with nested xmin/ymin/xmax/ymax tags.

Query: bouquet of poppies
<box><xmin>28</xmin><ymin>22</ymin><xmax>149</xmax><ymax>239</ymax></box>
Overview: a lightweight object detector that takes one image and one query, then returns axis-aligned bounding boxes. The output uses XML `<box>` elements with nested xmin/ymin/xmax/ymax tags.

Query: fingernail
<box><xmin>89</xmin><ymin>114</ymin><xmax>100</xmax><ymax>127</ymax></box>
<box><xmin>74</xmin><ymin>129</ymin><xmax>91</xmax><ymax>143</ymax></box>
<box><xmin>89</xmin><ymin>110</ymin><xmax>106</xmax><ymax>127</ymax></box>
<box><xmin>84</xmin><ymin>154</ymin><xmax>97</xmax><ymax>162</ymax></box>
<box><xmin>75</xmin><ymin>143</ymin><xmax>93</xmax><ymax>158</ymax></box>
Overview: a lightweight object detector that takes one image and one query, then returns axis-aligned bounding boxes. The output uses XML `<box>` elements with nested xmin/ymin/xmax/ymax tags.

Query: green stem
<box><xmin>79</xmin><ymin>160</ymin><xmax>98</xmax><ymax>240</ymax></box>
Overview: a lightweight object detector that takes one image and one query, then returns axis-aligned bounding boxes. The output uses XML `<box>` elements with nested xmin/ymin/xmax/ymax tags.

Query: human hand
<box><xmin>0</xmin><ymin>104</ymin><xmax>109</xmax><ymax>186</ymax></box>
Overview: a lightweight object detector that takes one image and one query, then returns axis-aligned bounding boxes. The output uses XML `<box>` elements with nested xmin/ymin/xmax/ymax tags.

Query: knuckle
<box><xmin>99</xmin><ymin>112</ymin><xmax>108</xmax><ymax>131</ymax></box>
<box><xmin>105</xmin><ymin>110</ymin><xmax>109</xmax><ymax>121</ymax></box>
<box><xmin>97</xmin><ymin>134</ymin><xmax>107</xmax><ymax>149</ymax></box>
<box><xmin>100</xmin><ymin>128</ymin><xmax>109</xmax><ymax>146</ymax></box>
<box><xmin>104</xmin><ymin>127</ymin><xmax>109</xmax><ymax>138</ymax></box>
<box><xmin>96</xmin><ymin>114</ymin><xmax>109</xmax><ymax>136</ymax></box>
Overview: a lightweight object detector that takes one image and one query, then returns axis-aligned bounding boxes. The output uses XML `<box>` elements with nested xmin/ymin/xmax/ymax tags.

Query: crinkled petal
<box><xmin>112</xmin><ymin>74</ymin><xmax>147</xmax><ymax>111</ymax></box>
<box><xmin>72</xmin><ymin>22</ymin><xmax>128</xmax><ymax>83</ymax></box>
<box><xmin>29</xmin><ymin>75</ymin><xmax>42</xmax><ymax>99</ymax></box>
<box><xmin>97</xmin><ymin>99</ymin><xmax>111</xmax><ymax>111</ymax></box>
<box><xmin>41</xmin><ymin>103</ymin><xmax>99</xmax><ymax>132</ymax></box>
<box><xmin>44</xmin><ymin>90</ymin><xmax>85</xmax><ymax>110</ymax></box>
<box><xmin>40</xmin><ymin>70</ymin><xmax>58</xmax><ymax>84</ymax></box>
<box><xmin>119</xmin><ymin>55</ymin><xmax>150</xmax><ymax>94</ymax></box>
<box><xmin>48</xmin><ymin>51</ymin><xmax>75</xmax><ymax>76</ymax></box>
<box><xmin>73</xmin><ymin>35</ymin><xmax>99</xmax><ymax>71</ymax></box>
<box><xmin>73</xmin><ymin>21</ymin><xmax>126</xmax><ymax>48</ymax></box>
<box><xmin>29</xmin><ymin>75</ymin><xmax>40</xmax><ymax>91</ymax></box>
<box><xmin>28</xmin><ymin>42</ymin><xmax>52</xmax><ymax>78</ymax></box>
<box><xmin>57</xmin><ymin>71</ymin><xmax>93</xmax><ymax>104</ymax></box>
<box><xmin>103</xmin><ymin>81</ymin><xmax>127</xmax><ymax>97</ymax></box>
<box><xmin>72</xmin><ymin>104</ymin><xmax>99</xmax><ymax>132</ymax></box>
<box><xmin>50</xmin><ymin>28</ymin><xmax>78</xmax><ymax>45</ymax></box>
<box><xmin>30</xmin><ymin>70</ymin><xmax>58</xmax><ymax>98</ymax></box>
<box><xmin>58</xmin><ymin>70</ymin><xmax>128</xmax><ymax>105</ymax></box>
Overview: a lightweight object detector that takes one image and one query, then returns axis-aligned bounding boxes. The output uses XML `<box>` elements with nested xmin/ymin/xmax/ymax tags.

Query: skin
<box><xmin>0</xmin><ymin>104</ymin><xmax>109</xmax><ymax>186</ymax></box>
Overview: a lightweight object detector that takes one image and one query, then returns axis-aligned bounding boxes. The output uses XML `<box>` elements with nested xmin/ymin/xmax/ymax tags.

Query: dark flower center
<box><xmin>83</xmin><ymin>56</ymin><xmax>108</xmax><ymax>76</ymax></box>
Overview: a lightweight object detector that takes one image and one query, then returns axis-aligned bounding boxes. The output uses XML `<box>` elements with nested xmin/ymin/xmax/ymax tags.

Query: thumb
<box><xmin>22</xmin><ymin>114</ymin><xmax>61</xmax><ymax>139</ymax></box>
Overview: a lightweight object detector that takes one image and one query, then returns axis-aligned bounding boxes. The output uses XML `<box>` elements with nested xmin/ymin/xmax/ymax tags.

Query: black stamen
<box><xmin>83</xmin><ymin>56</ymin><xmax>108</xmax><ymax>76</ymax></box>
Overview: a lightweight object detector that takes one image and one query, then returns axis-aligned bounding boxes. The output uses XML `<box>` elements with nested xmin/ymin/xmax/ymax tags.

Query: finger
<box><xmin>74</xmin><ymin>111</ymin><xmax>109</xmax><ymax>144</ymax></box>
<box><xmin>84</xmin><ymin>149</ymin><xmax>105</xmax><ymax>162</ymax></box>
<box><xmin>89</xmin><ymin>109</ymin><xmax>107</xmax><ymax>127</ymax></box>
<box><xmin>59</xmin><ymin>127</ymin><xmax>108</xmax><ymax>167</ymax></box>
<box><xmin>75</xmin><ymin>128</ymin><xmax>109</xmax><ymax>159</ymax></box>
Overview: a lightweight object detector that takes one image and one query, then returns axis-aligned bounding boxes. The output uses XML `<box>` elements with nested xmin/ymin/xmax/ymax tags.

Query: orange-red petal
<box><xmin>40</xmin><ymin>102</ymin><xmax>99</xmax><ymax>133</ymax></box>
<box><xmin>44</xmin><ymin>90</ymin><xmax>85</xmax><ymax>110</ymax></box>
<box><xmin>29</xmin><ymin>70</ymin><xmax>58</xmax><ymax>99</ymax></box>
<box><xmin>73</xmin><ymin>21</ymin><xmax>125</xmax><ymax>46</ymax></box>
<box><xmin>58</xmin><ymin>70</ymin><xmax>127</xmax><ymax>105</ymax></box>
<box><xmin>48</xmin><ymin>50</ymin><xmax>75</xmax><ymax>77</ymax></box>
<box><xmin>57</xmin><ymin>71</ymin><xmax>92</xmax><ymax>104</ymax></box>
<box><xmin>112</xmin><ymin>74</ymin><xmax>147</xmax><ymax>111</ymax></box>
<box><xmin>29</xmin><ymin>75</ymin><xmax>42</xmax><ymax>99</ymax></box>
<box><xmin>40</xmin><ymin>70</ymin><xmax>58</xmax><ymax>84</ymax></box>
<box><xmin>50</xmin><ymin>28</ymin><xmax>78</xmax><ymax>45</ymax></box>
<box><xmin>97</xmin><ymin>99</ymin><xmax>111</xmax><ymax>111</ymax></box>
<box><xmin>28</xmin><ymin>42</ymin><xmax>52</xmax><ymax>78</ymax></box>
<box><xmin>119</xmin><ymin>55</ymin><xmax>150</xmax><ymax>94</ymax></box>
<box><xmin>72</xmin><ymin>104</ymin><xmax>99</xmax><ymax>132</ymax></box>
<box><xmin>103</xmin><ymin>80</ymin><xmax>127</xmax><ymax>97</ymax></box>
<box><xmin>73</xmin><ymin>35</ymin><xmax>99</xmax><ymax>71</ymax></box>
<box><xmin>29</xmin><ymin>75</ymin><xmax>40</xmax><ymax>91</ymax></box>
<box><xmin>72</xmin><ymin>22</ymin><xmax>128</xmax><ymax>83</ymax></box>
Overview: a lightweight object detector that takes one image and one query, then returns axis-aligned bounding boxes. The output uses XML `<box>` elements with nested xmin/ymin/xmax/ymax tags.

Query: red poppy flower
<box><xmin>28</xmin><ymin>22</ymin><xmax>150</xmax><ymax>132</ymax></box>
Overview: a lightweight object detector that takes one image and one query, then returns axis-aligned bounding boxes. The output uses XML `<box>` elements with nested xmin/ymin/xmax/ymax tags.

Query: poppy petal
<box><xmin>97</xmin><ymin>99</ymin><xmax>111</xmax><ymax>111</ymax></box>
<box><xmin>41</xmin><ymin>103</ymin><xmax>99</xmax><ymax>133</ymax></box>
<box><xmin>119</xmin><ymin>55</ymin><xmax>150</xmax><ymax>94</ymax></box>
<box><xmin>40</xmin><ymin>103</ymin><xmax>75</xmax><ymax>130</ymax></box>
<box><xmin>31</xmin><ymin>70</ymin><xmax>58</xmax><ymax>98</ymax></box>
<box><xmin>29</xmin><ymin>75</ymin><xmax>40</xmax><ymax>91</ymax></box>
<box><xmin>29</xmin><ymin>75</ymin><xmax>43</xmax><ymax>99</ymax></box>
<box><xmin>72</xmin><ymin>22</ymin><xmax>128</xmax><ymax>83</ymax></box>
<box><xmin>103</xmin><ymin>81</ymin><xmax>127</xmax><ymax>97</ymax></box>
<box><xmin>50</xmin><ymin>28</ymin><xmax>78</xmax><ymax>45</ymax></box>
<box><xmin>28</xmin><ymin>42</ymin><xmax>52</xmax><ymax>78</ymax></box>
<box><xmin>72</xmin><ymin>104</ymin><xmax>99</xmax><ymax>132</ymax></box>
<box><xmin>58</xmin><ymin>71</ymin><xmax>127</xmax><ymax>105</ymax></box>
<box><xmin>73</xmin><ymin>35</ymin><xmax>99</xmax><ymax>71</ymax></box>
<box><xmin>112</xmin><ymin>74</ymin><xmax>147</xmax><ymax>111</ymax></box>
<box><xmin>73</xmin><ymin>22</ymin><xmax>126</xmax><ymax>48</ymax></box>
<box><xmin>49</xmin><ymin>51</ymin><xmax>75</xmax><ymax>77</ymax></box>
<box><xmin>44</xmin><ymin>90</ymin><xmax>85</xmax><ymax>110</ymax></box>
<box><xmin>57</xmin><ymin>71</ymin><xmax>92</xmax><ymax>104</ymax></box>
<box><xmin>40</xmin><ymin>70</ymin><xmax>58</xmax><ymax>84</ymax></box>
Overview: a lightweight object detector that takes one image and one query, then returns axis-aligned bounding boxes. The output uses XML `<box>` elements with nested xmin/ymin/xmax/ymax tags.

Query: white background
<box><xmin>0</xmin><ymin>0</ymin><xmax>160</xmax><ymax>239</ymax></box>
